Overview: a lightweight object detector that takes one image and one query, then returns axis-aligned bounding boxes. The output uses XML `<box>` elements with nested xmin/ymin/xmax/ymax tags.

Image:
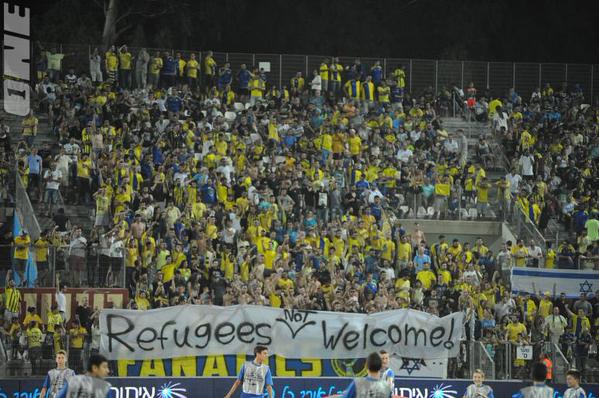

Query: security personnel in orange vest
<box><xmin>540</xmin><ymin>353</ymin><xmax>552</xmax><ymax>382</ymax></box>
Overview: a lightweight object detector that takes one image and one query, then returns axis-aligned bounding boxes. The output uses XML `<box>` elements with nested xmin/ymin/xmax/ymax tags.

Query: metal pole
<box><xmin>225</xmin><ymin>53</ymin><xmax>229</xmax><ymax>62</ymax></box>
<box><xmin>591</xmin><ymin>65</ymin><xmax>594</xmax><ymax>104</ymax></box>
<box><xmin>252</xmin><ymin>53</ymin><xmax>256</xmax><ymax>69</ymax></box>
<box><xmin>383</xmin><ymin>58</ymin><xmax>387</xmax><ymax>78</ymax></box>
<box><xmin>51</xmin><ymin>247</ymin><xmax>56</xmax><ymax>288</ymax></box>
<box><xmin>409</xmin><ymin>59</ymin><xmax>413</xmax><ymax>93</ymax></box>
<box><xmin>461</xmin><ymin>61</ymin><xmax>464</xmax><ymax>89</ymax></box>
<box><xmin>305</xmin><ymin>55</ymin><xmax>308</xmax><ymax>77</ymax></box>
<box><xmin>565</xmin><ymin>63</ymin><xmax>568</xmax><ymax>84</ymax></box>
<box><xmin>539</xmin><ymin>64</ymin><xmax>543</xmax><ymax>87</ymax></box>
<box><xmin>486</xmin><ymin>62</ymin><xmax>490</xmax><ymax>90</ymax></box>
<box><xmin>279</xmin><ymin>54</ymin><xmax>282</xmax><ymax>89</ymax></box>
<box><xmin>434</xmin><ymin>60</ymin><xmax>438</xmax><ymax>96</ymax></box>
<box><xmin>512</xmin><ymin>63</ymin><xmax>516</xmax><ymax>89</ymax></box>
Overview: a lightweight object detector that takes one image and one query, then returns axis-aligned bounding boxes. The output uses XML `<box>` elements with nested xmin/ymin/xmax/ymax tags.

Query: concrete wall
<box><xmin>400</xmin><ymin>219</ymin><xmax>505</xmax><ymax>252</ymax></box>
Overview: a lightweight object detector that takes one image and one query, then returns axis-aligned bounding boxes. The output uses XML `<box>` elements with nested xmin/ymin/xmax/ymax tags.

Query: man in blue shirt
<box><xmin>27</xmin><ymin>148</ymin><xmax>43</xmax><ymax>201</ymax></box>
<box><xmin>342</xmin><ymin>352</ymin><xmax>392</xmax><ymax>398</ymax></box>
<box><xmin>413</xmin><ymin>246</ymin><xmax>432</xmax><ymax>272</ymax></box>
<box><xmin>225</xmin><ymin>345</ymin><xmax>273</xmax><ymax>398</ymax></box>
<box><xmin>238</xmin><ymin>64</ymin><xmax>252</xmax><ymax>99</ymax></box>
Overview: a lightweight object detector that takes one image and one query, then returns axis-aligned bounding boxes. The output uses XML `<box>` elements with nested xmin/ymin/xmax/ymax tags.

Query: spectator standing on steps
<box><xmin>135</xmin><ymin>48</ymin><xmax>150</xmax><ymax>89</ymax></box>
<box><xmin>89</xmin><ymin>48</ymin><xmax>102</xmax><ymax>84</ymax></box>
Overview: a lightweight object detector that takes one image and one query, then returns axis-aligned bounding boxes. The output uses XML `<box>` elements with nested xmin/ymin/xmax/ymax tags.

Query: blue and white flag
<box><xmin>511</xmin><ymin>268</ymin><xmax>598</xmax><ymax>298</ymax></box>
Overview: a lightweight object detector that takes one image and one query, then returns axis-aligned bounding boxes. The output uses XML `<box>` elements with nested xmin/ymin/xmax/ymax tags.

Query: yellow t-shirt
<box><xmin>416</xmin><ymin>270</ymin><xmax>437</xmax><ymax>289</ymax></box>
<box><xmin>69</xmin><ymin>326</ymin><xmax>87</xmax><ymax>348</ymax></box>
<box><xmin>119</xmin><ymin>52</ymin><xmax>132</xmax><ymax>70</ymax></box>
<box><xmin>34</xmin><ymin>239</ymin><xmax>49</xmax><ymax>262</ymax></box>
<box><xmin>186</xmin><ymin>59</ymin><xmax>199</xmax><ymax>78</ymax></box>
<box><xmin>435</xmin><ymin>182</ymin><xmax>450</xmax><ymax>197</ymax></box>
<box><xmin>506</xmin><ymin>322</ymin><xmax>526</xmax><ymax>342</ymax></box>
<box><xmin>14</xmin><ymin>235</ymin><xmax>31</xmax><ymax>260</ymax></box>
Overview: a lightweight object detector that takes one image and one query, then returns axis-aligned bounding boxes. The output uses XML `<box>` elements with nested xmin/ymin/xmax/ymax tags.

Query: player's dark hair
<box><xmin>566</xmin><ymin>369</ymin><xmax>581</xmax><ymax>381</ymax></box>
<box><xmin>367</xmin><ymin>352</ymin><xmax>383</xmax><ymax>372</ymax></box>
<box><xmin>531</xmin><ymin>362</ymin><xmax>547</xmax><ymax>382</ymax></box>
<box><xmin>254</xmin><ymin>345</ymin><xmax>268</xmax><ymax>355</ymax></box>
<box><xmin>88</xmin><ymin>354</ymin><xmax>108</xmax><ymax>372</ymax></box>
<box><xmin>379</xmin><ymin>350</ymin><xmax>387</xmax><ymax>355</ymax></box>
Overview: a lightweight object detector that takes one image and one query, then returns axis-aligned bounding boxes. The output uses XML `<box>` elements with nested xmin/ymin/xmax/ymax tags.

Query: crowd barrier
<box><xmin>1</xmin><ymin>376</ymin><xmax>597</xmax><ymax>398</ymax></box>
<box><xmin>43</xmin><ymin>42</ymin><xmax>599</xmax><ymax>103</ymax></box>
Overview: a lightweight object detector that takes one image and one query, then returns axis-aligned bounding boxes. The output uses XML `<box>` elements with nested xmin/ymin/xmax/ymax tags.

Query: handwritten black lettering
<box><xmin>106</xmin><ymin>314</ymin><xmax>134</xmax><ymax>352</ymax></box>
<box><xmin>193</xmin><ymin>323</ymin><xmax>211</xmax><ymax>349</ymax></box>
<box><xmin>276</xmin><ymin>309</ymin><xmax>317</xmax><ymax>338</ymax></box>
<box><xmin>370</xmin><ymin>328</ymin><xmax>387</xmax><ymax>347</ymax></box>
<box><xmin>430</xmin><ymin>326</ymin><xmax>445</xmax><ymax>347</ymax></box>
<box><xmin>405</xmin><ymin>324</ymin><xmax>427</xmax><ymax>346</ymax></box>
<box><xmin>255</xmin><ymin>323</ymin><xmax>272</xmax><ymax>345</ymax></box>
<box><xmin>137</xmin><ymin>327</ymin><xmax>157</xmax><ymax>351</ymax></box>
<box><xmin>215</xmin><ymin>322</ymin><xmax>236</xmax><ymax>345</ymax></box>
<box><xmin>387</xmin><ymin>325</ymin><xmax>402</xmax><ymax>344</ymax></box>
<box><xmin>237</xmin><ymin>322</ymin><xmax>255</xmax><ymax>344</ymax></box>
<box><xmin>343</xmin><ymin>330</ymin><xmax>360</xmax><ymax>350</ymax></box>
<box><xmin>322</xmin><ymin>321</ymin><xmax>348</xmax><ymax>349</ymax></box>
<box><xmin>174</xmin><ymin>326</ymin><xmax>193</xmax><ymax>348</ymax></box>
<box><xmin>443</xmin><ymin>317</ymin><xmax>455</xmax><ymax>349</ymax></box>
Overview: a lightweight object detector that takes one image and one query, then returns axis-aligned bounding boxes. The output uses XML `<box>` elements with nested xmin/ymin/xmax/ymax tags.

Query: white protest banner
<box><xmin>100</xmin><ymin>305</ymin><xmax>463</xmax><ymax>361</ymax></box>
<box><xmin>511</xmin><ymin>268</ymin><xmax>598</xmax><ymax>298</ymax></box>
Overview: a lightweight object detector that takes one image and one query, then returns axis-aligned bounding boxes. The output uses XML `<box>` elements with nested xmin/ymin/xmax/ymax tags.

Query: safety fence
<box><xmin>1</xmin><ymin>244</ymin><xmax>126</xmax><ymax>289</ymax></box>
<box><xmin>40</xmin><ymin>43</ymin><xmax>599</xmax><ymax>102</ymax></box>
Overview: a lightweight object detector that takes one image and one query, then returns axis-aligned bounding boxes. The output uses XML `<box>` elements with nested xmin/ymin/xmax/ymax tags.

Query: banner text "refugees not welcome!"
<box><xmin>99</xmin><ymin>305</ymin><xmax>463</xmax><ymax>360</ymax></box>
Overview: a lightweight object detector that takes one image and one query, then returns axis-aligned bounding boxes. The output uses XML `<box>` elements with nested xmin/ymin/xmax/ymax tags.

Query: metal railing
<box><xmin>2</xmin><ymin>244</ymin><xmax>126</xmax><ymax>288</ymax></box>
<box><xmin>41</xmin><ymin>42</ymin><xmax>598</xmax><ymax>103</ymax></box>
<box><xmin>469</xmin><ymin>341</ymin><xmax>496</xmax><ymax>380</ymax></box>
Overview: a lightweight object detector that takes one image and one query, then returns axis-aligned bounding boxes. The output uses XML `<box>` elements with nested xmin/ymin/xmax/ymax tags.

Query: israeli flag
<box><xmin>511</xmin><ymin>268</ymin><xmax>598</xmax><ymax>298</ymax></box>
<box><xmin>11</xmin><ymin>214</ymin><xmax>37</xmax><ymax>287</ymax></box>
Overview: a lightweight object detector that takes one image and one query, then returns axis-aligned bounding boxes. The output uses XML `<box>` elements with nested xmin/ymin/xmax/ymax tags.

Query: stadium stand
<box><xmin>0</xmin><ymin>44</ymin><xmax>597</xmax><ymax>383</ymax></box>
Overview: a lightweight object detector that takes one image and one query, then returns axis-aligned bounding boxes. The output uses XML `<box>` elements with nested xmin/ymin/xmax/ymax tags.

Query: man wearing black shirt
<box><xmin>53</xmin><ymin>208</ymin><xmax>69</xmax><ymax>232</ymax></box>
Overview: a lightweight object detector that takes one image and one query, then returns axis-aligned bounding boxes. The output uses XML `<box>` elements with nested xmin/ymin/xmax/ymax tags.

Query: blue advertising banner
<box><xmin>1</xmin><ymin>377</ymin><xmax>598</xmax><ymax>398</ymax></box>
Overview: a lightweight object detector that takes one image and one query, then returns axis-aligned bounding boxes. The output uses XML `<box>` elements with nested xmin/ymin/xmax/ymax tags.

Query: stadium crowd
<box><xmin>1</xmin><ymin>46</ymin><xmax>598</xmax><ymax>379</ymax></box>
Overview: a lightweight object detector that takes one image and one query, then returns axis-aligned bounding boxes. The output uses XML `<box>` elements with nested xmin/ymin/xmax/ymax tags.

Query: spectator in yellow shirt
<box><xmin>148</xmin><ymin>51</ymin><xmax>163</xmax><ymax>88</ymax></box>
<box><xmin>416</xmin><ymin>263</ymin><xmax>436</xmax><ymax>290</ymax></box>
<box><xmin>104</xmin><ymin>46</ymin><xmax>119</xmax><ymax>81</ymax></box>
<box><xmin>118</xmin><ymin>45</ymin><xmax>133</xmax><ymax>89</ymax></box>
<box><xmin>27</xmin><ymin>321</ymin><xmax>43</xmax><ymax>374</ymax></box>
<box><xmin>23</xmin><ymin>306</ymin><xmax>43</xmax><ymax>328</ymax></box>
<box><xmin>69</xmin><ymin>319</ymin><xmax>87</xmax><ymax>373</ymax></box>
<box><xmin>511</xmin><ymin>239</ymin><xmax>529</xmax><ymax>267</ymax></box>
<box><xmin>186</xmin><ymin>53</ymin><xmax>200</xmax><ymax>89</ymax></box>
<box><xmin>13</xmin><ymin>230</ymin><xmax>31</xmax><ymax>284</ymax></box>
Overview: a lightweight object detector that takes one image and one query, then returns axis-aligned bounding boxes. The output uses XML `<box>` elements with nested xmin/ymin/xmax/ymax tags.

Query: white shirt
<box><xmin>396</xmin><ymin>148</ymin><xmax>413</xmax><ymax>163</ymax></box>
<box><xmin>507</xmin><ymin>173</ymin><xmax>523</xmax><ymax>193</ymax></box>
<box><xmin>444</xmin><ymin>139</ymin><xmax>459</xmax><ymax>153</ymax></box>
<box><xmin>44</xmin><ymin>169</ymin><xmax>62</xmax><ymax>190</ymax></box>
<box><xmin>310</xmin><ymin>75</ymin><xmax>322</xmax><ymax>91</ymax></box>
<box><xmin>528</xmin><ymin>245</ymin><xmax>543</xmax><ymax>259</ymax></box>
<box><xmin>519</xmin><ymin>155</ymin><xmax>535</xmax><ymax>176</ymax></box>
<box><xmin>56</xmin><ymin>291</ymin><xmax>66</xmax><ymax>313</ymax></box>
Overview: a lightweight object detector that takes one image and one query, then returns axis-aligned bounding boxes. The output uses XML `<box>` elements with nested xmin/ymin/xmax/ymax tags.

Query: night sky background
<box><xmin>17</xmin><ymin>0</ymin><xmax>599</xmax><ymax>63</ymax></box>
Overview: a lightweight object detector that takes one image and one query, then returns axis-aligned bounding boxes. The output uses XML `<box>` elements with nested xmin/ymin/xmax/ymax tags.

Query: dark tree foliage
<box><xmin>27</xmin><ymin>0</ymin><xmax>599</xmax><ymax>63</ymax></box>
